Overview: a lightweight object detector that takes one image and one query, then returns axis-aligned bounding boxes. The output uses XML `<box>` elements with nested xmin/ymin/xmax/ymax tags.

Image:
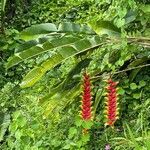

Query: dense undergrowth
<box><xmin>0</xmin><ymin>0</ymin><xmax>150</xmax><ymax>149</ymax></box>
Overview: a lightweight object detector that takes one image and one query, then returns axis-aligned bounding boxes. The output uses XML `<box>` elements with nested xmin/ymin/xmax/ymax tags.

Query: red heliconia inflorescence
<box><xmin>105</xmin><ymin>79</ymin><xmax>119</xmax><ymax>127</ymax></box>
<box><xmin>81</xmin><ymin>72</ymin><xmax>92</xmax><ymax>121</ymax></box>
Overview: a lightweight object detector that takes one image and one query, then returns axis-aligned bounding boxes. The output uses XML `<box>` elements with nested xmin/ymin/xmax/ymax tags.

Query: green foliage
<box><xmin>0</xmin><ymin>0</ymin><xmax>150</xmax><ymax>149</ymax></box>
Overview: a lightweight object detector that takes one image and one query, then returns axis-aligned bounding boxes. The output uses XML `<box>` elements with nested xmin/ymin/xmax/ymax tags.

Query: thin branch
<box><xmin>91</xmin><ymin>63</ymin><xmax>150</xmax><ymax>80</ymax></box>
<box><xmin>113</xmin><ymin>63</ymin><xmax>150</xmax><ymax>74</ymax></box>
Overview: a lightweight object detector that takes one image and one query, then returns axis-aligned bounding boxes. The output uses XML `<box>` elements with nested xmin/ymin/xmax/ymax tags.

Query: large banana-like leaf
<box><xmin>40</xmin><ymin>58</ymin><xmax>91</xmax><ymax>104</ymax></box>
<box><xmin>20</xmin><ymin>23</ymin><xmax>57</xmax><ymax>41</ymax></box>
<box><xmin>20</xmin><ymin>35</ymin><xmax>103</xmax><ymax>88</ymax></box>
<box><xmin>15</xmin><ymin>37</ymin><xmax>49</xmax><ymax>53</ymax></box>
<box><xmin>20</xmin><ymin>22</ymin><xmax>95</xmax><ymax>41</ymax></box>
<box><xmin>42</xmin><ymin>83</ymin><xmax>81</xmax><ymax>119</ymax></box>
<box><xmin>6</xmin><ymin>36</ymin><xmax>80</xmax><ymax>69</ymax></box>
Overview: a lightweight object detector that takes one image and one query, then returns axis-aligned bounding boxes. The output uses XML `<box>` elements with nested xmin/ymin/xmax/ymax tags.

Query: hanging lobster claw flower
<box><xmin>80</xmin><ymin>72</ymin><xmax>92</xmax><ymax>121</ymax></box>
<box><xmin>104</xmin><ymin>79</ymin><xmax>119</xmax><ymax>127</ymax></box>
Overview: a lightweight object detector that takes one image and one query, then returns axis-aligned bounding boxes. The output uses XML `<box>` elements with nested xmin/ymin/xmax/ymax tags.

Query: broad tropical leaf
<box><xmin>20</xmin><ymin>23</ymin><xmax>57</xmax><ymax>41</ymax></box>
<box><xmin>40</xmin><ymin>58</ymin><xmax>91</xmax><ymax>103</ymax></box>
<box><xmin>42</xmin><ymin>83</ymin><xmax>81</xmax><ymax>119</ymax></box>
<box><xmin>20</xmin><ymin>22</ymin><xmax>95</xmax><ymax>41</ymax></box>
<box><xmin>20</xmin><ymin>35</ymin><xmax>103</xmax><ymax>88</ymax></box>
<box><xmin>6</xmin><ymin>36</ymin><xmax>80</xmax><ymax>69</ymax></box>
<box><xmin>15</xmin><ymin>37</ymin><xmax>49</xmax><ymax>53</ymax></box>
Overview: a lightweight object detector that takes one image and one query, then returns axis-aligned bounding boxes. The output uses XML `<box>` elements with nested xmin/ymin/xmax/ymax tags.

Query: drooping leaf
<box><xmin>41</xmin><ymin>84</ymin><xmax>81</xmax><ymax>118</ymax></box>
<box><xmin>58</xmin><ymin>22</ymin><xmax>95</xmax><ymax>34</ymax></box>
<box><xmin>6</xmin><ymin>36</ymin><xmax>80</xmax><ymax>69</ymax></box>
<box><xmin>20</xmin><ymin>35</ymin><xmax>103</xmax><ymax>88</ymax></box>
<box><xmin>15</xmin><ymin>37</ymin><xmax>49</xmax><ymax>53</ymax></box>
<box><xmin>20</xmin><ymin>22</ymin><xmax>95</xmax><ymax>41</ymax></box>
<box><xmin>40</xmin><ymin>58</ymin><xmax>91</xmax><ymax>104</ymax></box>
<box><xmin>62</xmin><ymin>58</ymin><xmax>92</xmax><ymax>90</ymax></box>
<box><xmin>20</xmin><ymin>23</ymin><xmax>57</xmax><ymax>41</ymax></box>
<box><xmin>93</xmin><ymin>88</ymin><xmax>104</xmax><ymax>118</ymax></box>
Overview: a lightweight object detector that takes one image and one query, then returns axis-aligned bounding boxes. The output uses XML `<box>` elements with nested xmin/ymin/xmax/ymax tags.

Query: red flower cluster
<box><xmin>81</xmin><ymin>72</ymin><xmax>92</xmax><ymax>120</ymax></box>
<box><xmin>105</xmin><ymin>79</ymin><xmax>119</xmax><ymax>127</ymax></box>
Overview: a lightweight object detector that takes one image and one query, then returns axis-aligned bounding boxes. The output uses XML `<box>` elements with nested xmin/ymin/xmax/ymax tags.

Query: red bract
<box><xmin>81</xmin><ymin>72</ymin><xmax>92</xmax><ymax>120</ymax></box>
<box><xmin>105</xmin><ymin>79</ymin><xmax>119</xmax><ymax>127</ymax></box>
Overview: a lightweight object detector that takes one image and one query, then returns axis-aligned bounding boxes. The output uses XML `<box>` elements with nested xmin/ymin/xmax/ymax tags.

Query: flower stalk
<box><xmin>105</xmin><ymin>79</ymin><xmax>119</xmax><ymax>127</ymax></box>
<box><xmin>81</xmin><ymin>72</ymin><xmax>92</xmax><ymax>121</ymax></box>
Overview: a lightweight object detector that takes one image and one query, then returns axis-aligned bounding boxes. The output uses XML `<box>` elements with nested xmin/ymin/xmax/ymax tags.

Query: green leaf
<box><xmin>58</xmin><ymin>22</ymin><xmax>95</xmax><ymax>34</ymax></box>
<box><xmin>20</xmin><ymin>23</ymin><xmax>57</xmax><ymax>41</ymax></box>
<box><xmin>0</xmin><ymin>113</ymin><xmax>10</xmax><ymax>142</ymax></box>
<box><xmin>88</xmin><ymin>20</ymin><xmax>121</xmax><ymax>37</ymax></box>
<box><xmin>62</xmin><ymin>58</ymin><xmax>91</xmax><ymax>90</ymax></box>
<box><xmin>15</xmin><ymin>37</ymin><xmax>49</xmax><ymax>53</ymax></box>
<box><xmin>130</xmin><ymin>83</ymin><xmax>137</xmax><ymax>90</ymax></box>
<box><xmin>81</xmin><ymin>133</ymin><xmax>90</xmax><ymax>143</ymax></box>
<box><xmin>140</xmin><ymin>4</ymin><xmax>150</xmax><ymax>13</ymax></box>
<box><xmin>128</xmin><ymin>57</ymin><xmax>149</xmax><ymax>82</ymax></box>
<box><xmin>82</xmin><ymin>120</ymin><xmax>93</xmax><ymax>129</ymax></box>
<box><xmin>133</xmin><ymin>93</ymin><xmax>141</xmax><ymax>99</ymax></box>
<box><xmin>6</xmin><ymin>36</ymin><xmax>80</xmax><ymax>69</ymax></box>
<box><xmin>20</xmin><ymin>67</ymin><xmax>45</xmax><ymax>88</ymax></box>
<box><xmin>93</xmin><ymin>88</ymin><xmax>104</xmax><ymax>117</ymax></box>
<box><xmin>20</xmin><ymin>22</ymin><xmax>95</xmax><ymax>41</ymax></box>
<box><xmin>20</xmin><ymin>35</ymin><xmax>103</xmax><ymax>88</ymax></box>
<box><xmin>63</xmin><ymin>144</ymin><xmax>71</xmax><ymax>149</ymax></box>
<box><xmin>75</xmin><ymin>116</ymin><xmax>83</xmax><ymax>127</ymax></box>
<box><xmin>69</xmin><ymin>127</ymin><xmax>77</xmax><ymax>138</ymax></box>
<box><xmin>125</xmin><ymin>123</ymin><xmax>142</xmax><ymax>150</ymax></box>
<box><xmin>118</xmin><ymin>87</ymin><xmax>125</xmax><ymax>95</ymax></box>
<box><xmin>124</xmin><ymin>10</ymin><xmax>137</xmax><ymax>24</ymax></box>
<box><xmin>139</xmin><ymin>80</ymin><xmax>146</xmax><ymax>87</ymax></box>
